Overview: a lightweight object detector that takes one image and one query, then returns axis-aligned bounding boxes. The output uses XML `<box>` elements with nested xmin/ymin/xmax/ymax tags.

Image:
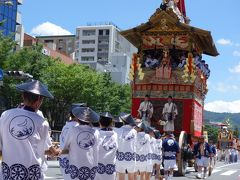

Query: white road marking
<box><xmin>212</xmin><ymin>169</ymin><xmax>222</xmax><ymax>174</ymax></box>
<box><xmin>220</xmin><ymin>170</ymin><xmax>237</xmax><ymax>176</ymax></box>
<box><xmin>215</xmin><ymin>163</ymin><xmax>240</xmax><ymax>169</ymax></box>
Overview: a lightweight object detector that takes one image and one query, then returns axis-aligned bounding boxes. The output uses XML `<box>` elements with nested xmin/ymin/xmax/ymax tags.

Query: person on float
<box><xmin>145</xmin><ymin>55</ymin><xmax>153</xmax><ymax>68</ymax></box>
<box><xmin>58</xmin><ymin>106</ymin><xmax>80</xmax><ymax>179</ymax></box>
<box><xmin>194</xmin><ymin>135</ymin><xmax>212</xmax><ymax>179</ymax></box>
<box><xmin>162</xmin><ymin>96</ymin><xmax>178</xmax><ymax>134</ymax></box>
<box><xmin>61</xmin><ymin>106</ymin><xmax>100</xmax><ymax>180</ymax></box>
<box><xmin>96</xmin><ymin>112</ymin><xmax>118</xmax><ymax>180</ymax></box>
<box><xmin>167</xmin><ymin>0</ymin><xmax>185</xmax><ymax>23</ymax></box>
<box><xmin>0</xmin><ymin>80</ymin><xmax>60</xmax><ymax>180</ymax></box>
<box><xmin>154</xmin><ymin>129</ymin><xmax>163</xmax><ymax>180</ymax></box>
<box><xmin>138</xmin><ymin>94</ymin><xmax>153</xmax><ymax>126</ymax></box>
<box><xmin>162</xmin><ymin>133</ymin><xmax>180</xmax><ymax>180</ymax></box>
<box><xmin>134</xmin><ymin>122</ymin><xmax>151</xmax><ymax>180</ymax></box>
<box><xmin>115</xmin><ymin>113</ymin><xmax>137</xmax><ymax>180</ymax></box>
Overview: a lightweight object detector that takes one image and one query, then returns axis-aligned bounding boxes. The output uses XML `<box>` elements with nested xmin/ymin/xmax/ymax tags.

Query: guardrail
<box><xmin>51</xmin><ymin>130</ymin><xmax>61</xmax><ymax>144</ymax></box>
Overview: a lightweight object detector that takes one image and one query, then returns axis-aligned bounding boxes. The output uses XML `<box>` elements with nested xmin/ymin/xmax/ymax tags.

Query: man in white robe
<box><xmin>61</xmin><ymin>107</ymin><xmax>100</xmax><ymax>180</ymax></box>
<box><xmin>115</xmin><ymin>113</ymin><xmax>137</xmax><ymax>180</ymax></box>
<box><xmin>135</xmin><ymin>122</ymin><xmax>151</xmax><ymax>180</ymax></box>
<box><xmin>138</xmin><ymin>94</ymin><xmax>153</xmax><ymax>126</ymax></box>
<box><xmin>96</xmin><ymin>112</ymin><xmax>118</xmax><ymax>180</ymax></box>
<box><xmin>162</xmin><ymin>96</ymin><xmax>178</xmax><ymax>133</ymax></box>
<box><xmin>0</xmin><ymin>80</ymin><xmax>59</xmax><ymax>180</ymax></box>
<box><xmin>59</xmin><ymin>109</ymin><xmax>79</xmax><ymax>179</ymax></box>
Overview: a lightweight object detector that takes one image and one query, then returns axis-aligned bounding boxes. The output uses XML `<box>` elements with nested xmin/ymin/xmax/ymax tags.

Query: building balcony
<box><xmin>98</xmin><ymin>35</ymin><xmax>109</xmax><ymax>40</ymax></box>
<box><xmin>98</xmin><ymin>44</ymin><xmax>109</xmax><ymax>48</ymax></box>
<box><xmin>97</xmin><ymin>52</ymin><xmax>109</xmax><ymax>57</ymax></box>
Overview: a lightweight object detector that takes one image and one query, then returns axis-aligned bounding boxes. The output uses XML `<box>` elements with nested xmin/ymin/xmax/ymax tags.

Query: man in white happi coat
<box><xmin>61</xmin><ymin>107</ymin><xmax>100</xmax><ymax>180</ymax></box>
<box><xmin>96</xmin><ymin>112</ymin><xmax>118</xmax><ymax>180</ymax></box>
<box><xmin>59</xmin><ymin>107</ymin><xmax>79</xmax><ymax>179</ymax></box>
<box><xmin>162</xmin><ymin>96</ymin><xmax>178</xmax><ymax>133</ymax></box>
<box><xmin>154</xmin><ymin>130</ymin><xmax>163</xmax><ymax>180</ymax></box>
<box><xmin>138</xmin><ymin>94</ymin><xmax>153</xmax><ymax>126</ymax></box>
<box><xmin>115</xmin><ymin>113</ymin><xmax>137</xmax><ymax>180</ymax></box>
<box><xmin>147</xmin><ymin>127</ymin><xmax>156</xmax><ymax>180</ymax></box>
<box><xmin>134</xmin><ymin>122</ymin><xmax>151</xmax><ymax>180</ymax></box>
<box><xmin>0</xmin><ymin>80</ymin><xmax>60</xmax><ymax>180</ymax></box>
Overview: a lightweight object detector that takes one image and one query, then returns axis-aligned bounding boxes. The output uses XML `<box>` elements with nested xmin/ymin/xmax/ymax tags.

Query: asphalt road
<box><xmin>45</xmin><ymin>160</ymin><xmax>240</xmax><ymax>179</ymax></box>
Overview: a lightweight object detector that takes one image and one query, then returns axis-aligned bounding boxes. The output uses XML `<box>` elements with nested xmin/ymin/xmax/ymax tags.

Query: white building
<box><xmin>75</xmin><ymin>24</ymin><xmax>137</xmax><ymax>84</ymax></box>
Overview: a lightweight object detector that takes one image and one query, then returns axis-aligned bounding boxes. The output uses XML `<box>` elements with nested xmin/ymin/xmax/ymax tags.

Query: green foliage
<box><xmin>233</xmin><ymin>126</ymin><xmax>239</xmax><ymax>138</ymax></box>
<box><xmin>4</xmin><ymin>45</ymin><xmax>57</xmax><ymax>79</ymax></box>
<box><xmin>0</xmin><ymin>39</ymin><xmax>131</xmax><ymax>129</ymax></box>
<box><xmin>0</xmin><ymin>31</ymin><xmax>15</xmax><ymax>68</ymax></box>
<box><xmin>204</xmin><ymin>124</ymin><xmax>218</xmax><ymax>143</ymax></box>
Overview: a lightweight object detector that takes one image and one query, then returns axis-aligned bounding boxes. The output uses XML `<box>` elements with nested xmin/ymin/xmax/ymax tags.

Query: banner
<box><xmin>177</xmin><ymin>0</ymin><xmax>186</xmax><ymax>17</ymax></box>
<box><xmin>142</xmin><ymin>35</ymin><xmax>189</xmax><ymax>50</ymax></box>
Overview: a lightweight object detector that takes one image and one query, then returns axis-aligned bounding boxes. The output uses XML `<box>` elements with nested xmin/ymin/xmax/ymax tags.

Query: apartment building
<box><xmin>36</xmin><ymin>35</ymin><xmax>75</xmax><ymax>57</ymax></box>
<box><xmin>75</xmin><ymin>24</ymin><xmax>137</xmax><ymax>83</ymax></box>
<box><xmin>24</xmin><ymin>33</ymin><xmax>75</xmax><ymax>65</ymax></box>
<box><xmin>75</xmin><ymin>24</ymin><xmax>137</xmax><ymax>64</ymax></box>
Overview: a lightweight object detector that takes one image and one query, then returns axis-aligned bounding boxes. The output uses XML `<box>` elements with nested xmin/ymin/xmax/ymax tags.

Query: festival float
<box><xmin>121</xmin><ymin>0</ymin><xmax>218</xmax><ymax>175</ymax></box>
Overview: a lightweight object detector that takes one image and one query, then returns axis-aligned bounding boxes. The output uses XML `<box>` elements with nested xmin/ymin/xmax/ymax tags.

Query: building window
<box><xmin>82</xmin><ymin>48</ymin><xmax>95</xmax><ymax>53</ymax></box>
<box><xmin>81</xmin><ymin>56</ymin><xmax>95</xmax><ymax>61</ymax></box>
<box><xmin>82</xmin><ymin>30</ymin><xmax>96</xmax><ymax>36</ymax></box>
<box><xmin>82</xmin><ymin>40</ymin><xmax>95</xmax><ymax>44</ymax></box>
<box><xmin>99</xmin><ymin>30</ymin><xmax>103</xmax><ymax>35</ymax></box>
<box><xmin>98</xmin><ymin>29</ymin><xmax>110</xmax><ymax>36</ymax></box>
<box><xmin>44</xmin><ymin>40</ymin><xmax>54</xmax><ymax>43</ymax></box>
<box><xmin>98</xmin><ymin>40</ymin><xmax>109</xmax><ymax>44</ymax></box>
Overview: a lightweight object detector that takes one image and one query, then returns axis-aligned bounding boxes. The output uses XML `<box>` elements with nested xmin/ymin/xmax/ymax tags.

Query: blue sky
<box><xmin>21</xmin><ymin>0</ymin><xmax>240</xmax><ymax>113</ymax></box>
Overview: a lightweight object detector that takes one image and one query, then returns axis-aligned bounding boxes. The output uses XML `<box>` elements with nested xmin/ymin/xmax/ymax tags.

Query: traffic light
<box><xmin>5</xmin><ymin>71</ymin><xmax>33</xmax><ymax>79</ymax></box>
<box><xmin>6</xmin><ymin>71</ymin><xmax>23</xmax><ymax>76</ymax></box>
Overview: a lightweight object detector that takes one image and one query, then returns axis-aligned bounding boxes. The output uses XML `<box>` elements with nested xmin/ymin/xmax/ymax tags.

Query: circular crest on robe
<box><xmin>72</xmin><ymin>107</ymin><xmax>99</xmax><ymax>123</ymax></box>
<box><xmin>16</xmin><ymin>80</ymin><xmax>54</xmax><ymax>99</ymax></box>
<box><xmin>123</xmin><ymin>130</ymin><xmax>135</xmax><ymax>141</ymax></box>
<box><xmin>119</xmin><ymin>113</ymin><xmax>136</xmax><ymax>126</ymax></box>
<box><xmin>77</xmin><ymin>131</ymin><xmax>96</xmax><ymax>150</ymax></box>
<box><xmin>167</xmin><ymin>139</ymin><xmax>174</xmax><ymax>146</ymax></box>
<box><xmin>9</xmin><ymin>115</ymin><xmax>35</xmax><ymax>140</ymax></box>
<box><xmin>102</xmin><ymin>135</ymin><xmax>117</xmax><ymax>151</ymax></box>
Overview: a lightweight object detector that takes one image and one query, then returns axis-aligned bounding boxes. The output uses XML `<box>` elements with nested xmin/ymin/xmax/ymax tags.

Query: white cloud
<box><xmin>217</xmin><ymin>38</ymin><xmax>232</xmax><ymax>45</ymax></box>
<box><xmin>229</xmin><ymin>62</ymin><xmax>240</xmax><ymax>73</ymax></box>
<box><xmin>205</xmin><ymin>100</ymin><xmax>240</xmax><ymax>113</ymax></box>
<box><xmin>30</xmin><ymin>22</ymin><xmax>72</xmax><ymax>36</ymax></box>
<box><xmin>233</xmin><ymin>51</ymin><xmax>240</xmax><ymax>57</ymax></box>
